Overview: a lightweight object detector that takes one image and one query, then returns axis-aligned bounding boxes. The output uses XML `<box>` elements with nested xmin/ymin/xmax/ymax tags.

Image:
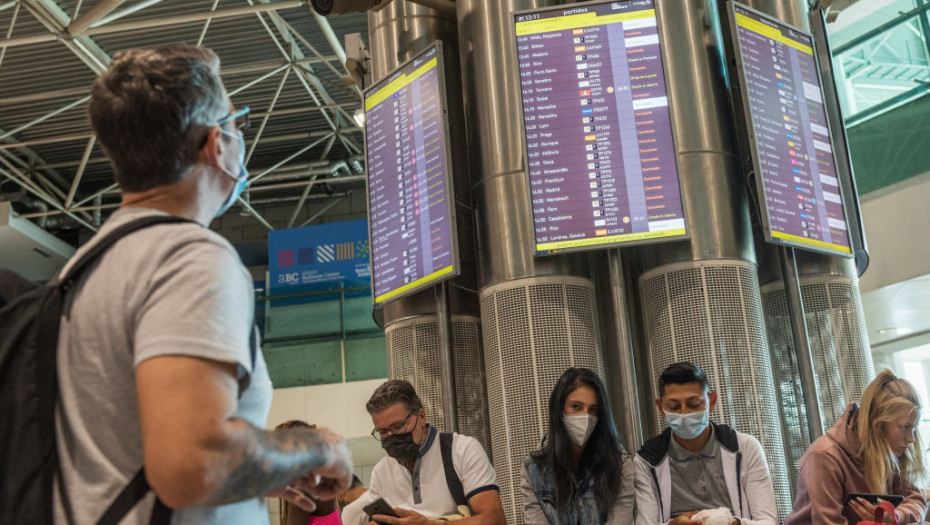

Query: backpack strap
<box><xmin>60</xmin><ymin>215</ymin><xmax>194</xmax><ymax>525</ymax></box>
<box><xmin>57</xmin><ymin>215</ymin><xmax>196</xmax><ymax>287</ymax></box>
<box><xmin>96</xmin><ymin>468</ymin><xmax>171</xmax><ymax>525</ymax></box>
<box><xmin>439</xmin><ymin>432</ymin><xmax>468</xmax><ymax>508</ymax></box>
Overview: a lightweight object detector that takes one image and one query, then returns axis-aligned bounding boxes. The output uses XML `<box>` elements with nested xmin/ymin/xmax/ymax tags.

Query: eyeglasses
<box><xmin>371</xmin><ymin>410</ymin><xmax>417</xmax><ymax>440</ymax></box>
<box><xmin>217</xmin><ymin>106</ymin><xmax>251</xmax><ymax>131</ymax></box>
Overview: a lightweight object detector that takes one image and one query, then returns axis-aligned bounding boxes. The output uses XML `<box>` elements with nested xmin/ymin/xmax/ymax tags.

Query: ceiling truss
<box><xmin>0</xmin><ymin>0</ymin><xmax>368</xmax><ymax>242</ymax></box>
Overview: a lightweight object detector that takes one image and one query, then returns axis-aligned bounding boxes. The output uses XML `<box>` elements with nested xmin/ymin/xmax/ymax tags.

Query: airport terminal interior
<box><xmin>1</xmin><ymin>0</ymin><xmax>929</xmax><ymax>522</ymax></box>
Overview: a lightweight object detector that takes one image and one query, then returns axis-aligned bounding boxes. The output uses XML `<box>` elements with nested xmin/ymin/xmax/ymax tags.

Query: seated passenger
<box><xmin>275</xmin><ymin>420</ymin><xmax>345</xmax><ymax>525</ymax></box>
<box><xmin>634</xmin><ymin>362</ymin><xmax>777</xmax><ymax>525</ymax></box>
<box><xmin>785</xmin><ymin>370</ymin><xmax>928</xmax><ymax>524</ymax></box>
<box><xmin>342</xmin><ymin>380</ymin><xmax>505</xmax><ymax>525</ymax></box>
<box><xmin>521</xmin><ymin>367</ymin><xmax>635</xmax><ymax>524</ymax></box>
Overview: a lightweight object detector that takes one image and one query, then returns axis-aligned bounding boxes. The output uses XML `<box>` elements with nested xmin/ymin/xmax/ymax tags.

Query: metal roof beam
<box><xmin>67</xmin><ymin>0</ymin><xmax>128</xmax><ymax>36</ymax></box>
<box><xmin>0</xmin><ymin>156</ymin><xmax>97</xmax><ymax>231</ymax></box>
<box><xmin>1</xmin><ymin>0</ymin><xmax>306</xmax><ymax>49</ymax></box>
<box><xmin>21</xmin><ymin>0</ymin><xmax>110</xmax><ymax>72</ymax></box>
<box><xmin>92</xmin><ymin>0</ymin><xmax>165</xmax><ymax>27</ymax></box>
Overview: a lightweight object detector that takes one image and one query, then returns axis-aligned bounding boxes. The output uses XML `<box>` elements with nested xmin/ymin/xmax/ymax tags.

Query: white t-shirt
<box><xmin>343</xmin><ymin>427</ymin><xmax>498</xmax><ymax>525</ymax></box>
<box><xmin>52</xmin><ymin>208</ymin><xmax>273</xmax><ymax>525</ymax></box>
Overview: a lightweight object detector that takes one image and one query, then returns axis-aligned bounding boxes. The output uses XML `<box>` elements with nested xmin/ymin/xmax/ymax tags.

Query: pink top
<box><xmin>307</xmin><ymin>510</ymin><xmax>341</xmax><ymax>525</ymax></box>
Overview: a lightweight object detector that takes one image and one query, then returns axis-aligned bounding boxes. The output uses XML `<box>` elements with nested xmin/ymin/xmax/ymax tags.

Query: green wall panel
<box><xmin>265</xmin><ymin>340</ymin><xmax>343</xmax><ymax>388</ymax></box>
<box><xmin>848</xmin><ymin>94</ymin><xmax>930</xmax><ymax>196</ymax></box>
<box><xmin>345</xmin><ymin>337</ymin><xmax>388</xmax><ymax>381</ymax></box>
<box><xmin>265</xmin><ymin>296</ymin><xmax>379</xmax><ymax>340</ymax></box>
<box><xmin>345</xmin><ymin>297</ymin><xmax>380</xmax><ymax>332</ymax></box>
<box><xmin>265</xmin><ymin>301</ymin><xmax>341</xmax><ymax>340</ymax></box>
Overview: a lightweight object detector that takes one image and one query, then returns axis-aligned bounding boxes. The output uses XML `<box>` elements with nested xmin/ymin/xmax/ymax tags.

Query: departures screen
<box><xmin>731</xmin><ymin>3</ymin><xmax>852</xmax><ymax>255</ymax></box>
<box><xmin>364</xmin><ymin>43</ymin><xmax>458</xmax><ymax>307</ymax></box>
<box><xmin>514</xmin><ymin>0</ymin><xmax>686</xmax><ymax>255</ymax></box>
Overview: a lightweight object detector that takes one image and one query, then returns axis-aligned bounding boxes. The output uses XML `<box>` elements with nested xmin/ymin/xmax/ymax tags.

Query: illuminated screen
<box><xmin>514</xmin><ymin>0</ymin><xmax>687</xmax><ymax>255</ymax></box>
<box><xmin>364</xmin><ymin>42</ymin><xmax>458</xmax><ymax>307</ymax></box>
<box><xmin>730</xmin><ymin>2</ymin><xmax>852</xmax><ymax>255</ymax></box>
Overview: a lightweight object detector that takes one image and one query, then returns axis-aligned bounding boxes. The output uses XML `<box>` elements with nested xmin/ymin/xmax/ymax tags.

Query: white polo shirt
<box><xmin>343</xmin><ymin>426</ymin><xmax>498</xmax><ymax>525</ymax></box>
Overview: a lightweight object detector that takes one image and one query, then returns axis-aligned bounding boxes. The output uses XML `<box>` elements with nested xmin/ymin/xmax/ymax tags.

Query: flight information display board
<box><xmin>514</xmin><ymin>0</ymin><xmax>687</xmax><ymax>255</ymax></box>
<box><xmin>364</xmin><ymin>42</ymin><xmax>459</xmax><ymax>307</ymax></box>
<box><xmin>728</xmin><ymin>2</ymin><xmax>852</xmax><ymax>256</ymax></box>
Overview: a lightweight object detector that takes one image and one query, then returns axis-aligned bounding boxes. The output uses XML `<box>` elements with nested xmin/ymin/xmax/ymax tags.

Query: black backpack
<box><xmin>0</xmin><ymin>215</ymin><xmax>192</xmax><ymax>524</ymax></box>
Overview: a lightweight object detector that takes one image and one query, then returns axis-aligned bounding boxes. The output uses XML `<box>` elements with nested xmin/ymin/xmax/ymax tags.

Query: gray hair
<box><xmin>366</xmin><ymin>379</ymin><xmax>423</xmax><ymax>415</ymax></box>
<box><xmin>88</xmin><ymin>45</ymin><xmax>229</xmax><ymax>192</ymax></box>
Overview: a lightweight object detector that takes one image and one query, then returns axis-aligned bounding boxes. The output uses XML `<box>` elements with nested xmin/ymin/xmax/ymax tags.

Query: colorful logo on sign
<box><xmin>268</xmin><ymin>219</ymin><xmax>371</xmax><ymax>301</ymax></box>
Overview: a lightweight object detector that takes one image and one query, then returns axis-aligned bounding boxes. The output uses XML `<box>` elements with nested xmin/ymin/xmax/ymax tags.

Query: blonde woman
<box><xmin>786</xmin><ymin>370</ymin><xmax>928</xmax><ymax>524</ymax></box>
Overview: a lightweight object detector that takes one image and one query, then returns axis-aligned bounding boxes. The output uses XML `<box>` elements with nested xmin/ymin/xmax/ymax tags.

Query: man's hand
<box><xmin>295</xmin><ymin>427</ymin><xmax>353</xmax><ymax>500</ymax></box>
<box><xmin>370</xmin><ymin>507</ymin><xmax>437</xmax><ymax>525</ymax></box>
<box><xmin>669</xmin><ymin>511</ymin><xmax>702</xmax><ymax>525</ymax></box>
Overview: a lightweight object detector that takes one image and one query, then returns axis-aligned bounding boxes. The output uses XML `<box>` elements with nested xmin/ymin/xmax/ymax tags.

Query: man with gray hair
<box><xmin>343</xmin><ymin>379</ymin><xmax>505</xmax><ymax>525</ymax></box>
<box><xmin>54</xmin><ymin>45</ymin><xmax>352</xmax><ymax>524</ymax></box>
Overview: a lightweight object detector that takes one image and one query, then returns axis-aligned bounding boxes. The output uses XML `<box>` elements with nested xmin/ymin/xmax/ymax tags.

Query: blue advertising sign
<box><xmin>268</xmin><ymin>219</ymin><xmax>371</xmax><ymax>299</ymax></box>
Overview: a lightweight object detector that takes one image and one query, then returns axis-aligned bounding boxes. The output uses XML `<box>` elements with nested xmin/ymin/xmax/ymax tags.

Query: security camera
<box><xmin>343</xmin><ymin>33</ymin><xmax>371</xmax><ymax>88</ymax></box>
<box><xmin>310</xmin><ymin>0</ymin><xmax>390</xmax><ymax>16</ymax></box>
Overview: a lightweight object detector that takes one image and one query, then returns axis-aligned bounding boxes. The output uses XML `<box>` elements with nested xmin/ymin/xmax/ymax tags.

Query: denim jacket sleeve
<box><xmin>521</xmin><ymin>463</ymin><xmax>550</xmax><ymax>525</ymax></box>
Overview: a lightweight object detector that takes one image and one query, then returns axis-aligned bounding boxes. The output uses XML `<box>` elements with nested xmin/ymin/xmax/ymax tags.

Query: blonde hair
<box><xmin>275</xmin><ymin>420</ymin><xmax>315</xmax><ymax>525</ymax></box>
<box><xmin>855</xmin><ymin>370</ymin><xmax>926</xmax><ymax>493</ymax></box>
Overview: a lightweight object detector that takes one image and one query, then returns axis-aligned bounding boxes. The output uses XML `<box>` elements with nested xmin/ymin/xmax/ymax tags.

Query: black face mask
<box><xmin>381</xmin><ymin>431</ymin><xmax>420</xmax><ymax>463</ymax></box>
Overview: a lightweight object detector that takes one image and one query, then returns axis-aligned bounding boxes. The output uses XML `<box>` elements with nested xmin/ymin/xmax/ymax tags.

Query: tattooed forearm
<box><xmin>201</xmin><ymin>422</ymin><xmax>333</xmax><ymax>506</ymax></box>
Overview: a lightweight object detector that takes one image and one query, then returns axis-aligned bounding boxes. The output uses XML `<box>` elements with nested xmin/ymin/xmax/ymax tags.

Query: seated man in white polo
<box><xmin>343</xmin><ymin>380</ymin><xmax>505</xmax><ymax>525</ymax></box>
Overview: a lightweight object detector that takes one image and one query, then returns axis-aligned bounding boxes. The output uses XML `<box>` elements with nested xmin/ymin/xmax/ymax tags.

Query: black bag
<box><xmin>0</xmin><ymin>215</ymin><xmax>193</xmax><ymax>525</ymax></box>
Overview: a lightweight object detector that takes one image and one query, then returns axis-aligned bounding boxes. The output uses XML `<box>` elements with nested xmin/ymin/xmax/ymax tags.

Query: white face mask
<box><xmin>563</xmin><ymin>413</ymin><xmax>597</xmax><ymax>447</ymax></box>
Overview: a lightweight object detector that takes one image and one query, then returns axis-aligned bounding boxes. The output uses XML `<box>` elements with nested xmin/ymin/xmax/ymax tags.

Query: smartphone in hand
<box><xmin>363</xmin><ymin>498</ymin><xmax>399</xmax><ymax>523</ymax></box>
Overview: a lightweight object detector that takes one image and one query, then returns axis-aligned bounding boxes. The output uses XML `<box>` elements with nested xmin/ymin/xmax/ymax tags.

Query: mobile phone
<box><xmin>363</xmin><ymin>498</ymin><xmax>399</xmax><ymax>522</ymax></box>
<box><xmin>843</xmin><ymin>493</ymin><xmax>905</xmax><ymax>507</ymax></box>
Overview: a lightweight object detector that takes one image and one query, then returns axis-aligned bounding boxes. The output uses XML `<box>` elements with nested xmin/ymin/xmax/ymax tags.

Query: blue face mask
<box><xmin>215</xmin><ymin>128</ymin><xmax>248</xmax><ymax>217</ymax></box>
<box><xmin>665</xmin><ymin>408</ymin><xmax>709</xmax><ymax>440</ymax></box>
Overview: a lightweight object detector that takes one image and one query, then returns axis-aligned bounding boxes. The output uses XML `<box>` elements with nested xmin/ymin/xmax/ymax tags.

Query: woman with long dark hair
<box><xmin>521</xmin><ymin>367</ymin><xmax>635</xmax><ymax>524</ymax></box>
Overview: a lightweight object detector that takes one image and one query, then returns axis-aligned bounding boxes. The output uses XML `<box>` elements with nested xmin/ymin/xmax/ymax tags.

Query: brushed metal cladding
<box><xmin>739</xmin><ymin>0</ymin><xmax>808</xmax><ymax>31</ymax></box>
<box><xmin>369</xmin><ymin>0</ymin><xmax>487</xmax><ymax>444</ymax></box>
<box><xmin>480</xmin><ymin>276</ymin><xmax>604</xmax><ymax>524</ymax></box>
<box><xmin>758</xmin><ymin>242</ymin><xmax>874</xmax><ymax>498</ymax></box>
<box><xmin>592</xmin><ymin>249</ymin><xmax>645</xmax><ymax>452</ymax></box>
<box><xmin>385</xmin><ymin>315</ymin><xmax>490</xmax><ymax>453</ymax></box>
<box><xmin>639</xmin><ymin>259</ymin><xmax>793</xmax><ymax>520</ymax></box>
<box><xmin>456</xmin><ymin>3</ymin><xmax>604</xmax><ymax>523</ymax></box>
<box><xmin>456</xmin><ymin>0</ymin><xmax>588</xmax><ymax>287</ymax></box>
<box><xmin>368</xmin><ymin>0</ymin><xmax>478</xmax><ymax>325</ymax></box>
<box><xmin>638</xmin><ymin>0</ymin><xmax>755</xmax><ymax>267</ymax></box>
<box><xmin>368</xmin><ymin>1</ymin><xmax>459</xmax><ymax>80</ymax></box>
<box><xmin>746</xmin><ymin>0</ymin><xmax>874</xmax><ymax>469</ymax></box>
<box><xmin>761</xmin><ymin>275</ymin><xmax>875</xmax><ymax>500</ymax></box>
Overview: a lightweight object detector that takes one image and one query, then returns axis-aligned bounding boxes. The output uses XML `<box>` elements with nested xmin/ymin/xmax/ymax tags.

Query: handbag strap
<box><xmin>874</xmin><ymin>500</ymin><xmax>898</xmax><ymax>525</ymax></box>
